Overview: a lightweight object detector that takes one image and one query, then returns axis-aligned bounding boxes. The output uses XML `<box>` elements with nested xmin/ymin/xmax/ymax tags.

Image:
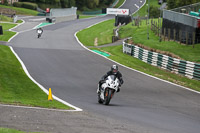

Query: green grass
<box><xmin>0</xmin><ymin>15</ymin><xmax>13</xmax><ymax>22</ymax></box>
<box><xmin>0</xmin><ymin>5</ymin><xmax>38</xmax><ymax>16</ymax></box>
<box><xmin>114</xmin><ymin>0</ymin><xmax>126</xmax><ymax>8</ymax></box>
<box><xmin>133</xmin><ymin>0</ymin><xmax>160</xmax><ymax>17</ymax></box>
<box><xmin>0</xmin><ymin>45</ymin><xmax>72</xmax><ymax>109</ymax></box>
<box><xmin>0</xmin><ymin>23</ymin><xmax>72</xmax><ymax>110</ymax></box>
<box><xmin>119</xmin><ymin>20</ymin><xmax>200</xmax><ymax>63</ymax></box>
<box><xmin>77</xmin><ymin>19</ymin><xmax>200</xmax><ymax>92</ymax></box>
<box><xmin>16</xmin><ymin>20</ymin><xmax>23</xmax><ymax>23</ymax></box>
<box><xmin>79</xmin><ymin>15</ymin><xmax>96</xmax><ymax>19</ymax></box>
<box><xmin>0</xmin><ymin>128</ymin><xmax>42</xmax><ymax>133</ymax></box>
<box><xmin>94</xmin><ymin>45</ymin><xmax>200</xmax><ymax>91</ymax></box>
<box><xmin>0</xmin><ymin>23</ymin><xmax>17</xmax><ymax>41</ymax></box>
<box><xmin>77</xmin><ymin>19</ymin><xmax>115</xmax><ymax>46</ymax></box>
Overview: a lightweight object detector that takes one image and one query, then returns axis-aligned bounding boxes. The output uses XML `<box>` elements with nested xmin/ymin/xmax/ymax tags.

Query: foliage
<box><xmin>149</xmin><ymin>6</ymin><xmax>161</xmax><ymax>18</ymax></box>
<box><xmin>19</xmin><ymin>0</ymin><xmax>115</xmax><ymax>10</ymax></box>
<box><xmin>167</xmin><ymin>0</ymin><xmax>200</xmax><ymax>9</ymax></box>
<box><xmin>0</xmin><ymin>5</ymin><xmax>39</xmax><ymax>15</ymax></box>
<box><xmin>13</xmin><ymin>2</ymin><xmax>38</xmax><ymax>10</ymax></box>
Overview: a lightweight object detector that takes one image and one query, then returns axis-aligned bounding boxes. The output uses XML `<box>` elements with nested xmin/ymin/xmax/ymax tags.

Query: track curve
<box><xmin>8</xmin><ymin>0</ymin><xmax>200</xmax><ymax>133</ymax></box>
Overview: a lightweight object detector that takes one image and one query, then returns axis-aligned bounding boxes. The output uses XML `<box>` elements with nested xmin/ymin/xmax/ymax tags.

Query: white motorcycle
<box><xmin>37</xmin><ymin>28</ymin><xmax>43</xmax><ymax>38</ymax></box>
<box><xmin>98</xmin><ymin>75</ymin><xmax>120</xmax><ymax>105</ymax></box>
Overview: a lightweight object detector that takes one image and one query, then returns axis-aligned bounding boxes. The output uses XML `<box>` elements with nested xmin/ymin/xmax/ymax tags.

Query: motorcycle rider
<box><xmin>97</xmin><ymin>65</ymin><xmax>123</xmax><ymax>93</ymax></box>
<box><xmin>37</xmin><ymin>28</ymin><xmax>43</xmax><ymax>38</ymax></box>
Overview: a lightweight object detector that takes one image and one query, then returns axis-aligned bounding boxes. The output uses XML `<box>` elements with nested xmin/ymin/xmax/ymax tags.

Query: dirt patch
<box><xmin>94</xmin><ymin>37</ymin><xmax>98</xmax><ymax>47</ymax></box>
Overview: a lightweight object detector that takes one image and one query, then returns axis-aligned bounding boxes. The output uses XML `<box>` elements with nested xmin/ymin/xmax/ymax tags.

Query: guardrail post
<box><xmin>193</xmin><ymin>32</ymin><xmax>195</xmax><ymax>48</ymax></box>
<box><xmin>186</xmin><ymin>32</ymin><xmax>188</xmax><ymax>45</ymax></box>
<box><xmin>179</xmin><ymin>30</ymin><xmax>182</xmax><ymax>44</ymax></box>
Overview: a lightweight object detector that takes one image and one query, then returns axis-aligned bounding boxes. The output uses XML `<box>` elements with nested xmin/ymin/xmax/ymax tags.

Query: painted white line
<box><xmin>9</xmin><ymin>47</ymin><xmax>83</xmax><ymax>111</ymax></box>
<box><xmin>118</xmin><ymin>0</ymin><xmax>127</xmax><ymax>8</ymax></box>
<box><xmin>74</xmin><ymin>3</ymin><xmax>200</xmax><ymax>95</ymax></box>
<box><xmin>8</xmin><ymin>32</ymin><xmax>19</xmax><ymax>43</ymax></box>
<box><xmin>0</xmin><ymin>104</ymin><xmax>77</xmax><ymax>112</ymax></box>
<box><xmin>29</xmin><ymin>18</ymin><xmax>46</xmax><ymax>21</ymax></box>
<box><xmin>135</xmin><ymin>4</ymin><xmax>140</xmax><ymax>9</ymax></box>
<box><xmin>4</xmin><ymin>18</ymin><xmax>83</xmax><ymax>111</ymax></box>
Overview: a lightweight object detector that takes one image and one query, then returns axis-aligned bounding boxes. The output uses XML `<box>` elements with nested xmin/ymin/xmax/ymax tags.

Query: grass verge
<box><xmin>0</xmin><ymin>127</ymin><xmax>42</xmax><ymax>133</ymax></box>
<box><xmin>0</xmin><ymin>23</ymin><xmax>16</xmax><ymax>41</ymax></box>
<box><xmin>133</xmin><ymin>0</ymin><xmax>160</xmax><ymax>17</ymax></box>
<box><xmin>79</xmin><ymin>15</ymin><xmax>96</xmax><ymax>19</ymax></box>
<box><xmin>119</xmin><ymin>20</ymin><xmax>200</xmax><ymax>63</ymax></box>
<box><xmin>0</xmin><ymin>5</ymin><xmax>38</xmax><ymax>16</ymax></box>
<box><xmin>77</xmin><ymin>19</ymin><xmax>200</xmax><ymax>92</ymax></box>
<box><xmin>114</xmin><ymin>0</ymin><xmax>126</xmax><ymax>8</ymax></box>
<box><xmin>0</xmin><ymin>15</ymin><xmax>13</xmax><ymax>22</ymax></box>
<box><xmin>0</xmin><ymin>23</ymin><xmax>72</xmax><ymax>110</ymax></box>
<box><xmin>77</xmin><ymin>19</ymin><xmax>115</xmax><ymax>46</ymax></box>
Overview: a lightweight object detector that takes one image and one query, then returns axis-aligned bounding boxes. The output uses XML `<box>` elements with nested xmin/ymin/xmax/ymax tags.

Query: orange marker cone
<box><xmin>48</xmin><ymin>88</ymin><xmax>53</xmax><ymax>101</ymax></box>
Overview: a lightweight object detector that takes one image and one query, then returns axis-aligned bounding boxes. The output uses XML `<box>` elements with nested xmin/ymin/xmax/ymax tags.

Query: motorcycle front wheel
<box><xmin>103</xmin><ymin>89</ymin><xmax>112</xmax><ymax>105</ymax></box>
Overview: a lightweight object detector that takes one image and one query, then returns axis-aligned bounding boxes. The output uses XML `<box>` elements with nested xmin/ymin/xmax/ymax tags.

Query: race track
<box><xmin>7</xmin><ymin>0</ymin><xmax>200</xmax><ymax>133</ymax></box>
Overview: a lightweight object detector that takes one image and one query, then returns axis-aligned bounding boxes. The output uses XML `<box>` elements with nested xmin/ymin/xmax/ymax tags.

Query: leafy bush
<box><xmin>13</xmin><ymin>2</ymin><xmax>23</xmax><ymax>8</ymax></box>
<box><xmin>13</xmin><ymin>2</ymin><xmax>38</xmax><ymax>10</ymax></box>
<box><xmin>22</xmin><ymin>2</ymin><xmax>38</xmax><ymax>10</ymax></box>
<box><xmin>149</xmin><ymin>6</ymin><xmax>161</xmax><ymax>18</ymax></box>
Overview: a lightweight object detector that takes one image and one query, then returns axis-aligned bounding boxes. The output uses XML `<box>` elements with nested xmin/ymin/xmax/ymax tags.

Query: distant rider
<box><xmin>97</xmin><ymin>65</ymin><xmax>124</xmax><ymax>93</ymax></box>
<box><xmin>37</xmin><ymin>28</ymin><xmax>43</xmax><ymax>38</ymax></box>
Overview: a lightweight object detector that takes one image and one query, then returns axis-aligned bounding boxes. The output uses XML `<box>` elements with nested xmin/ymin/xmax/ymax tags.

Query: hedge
<box><xmin>13</xmin><ymin>2</ymin><xmax>38</xmax><ymax>10</ymax></box>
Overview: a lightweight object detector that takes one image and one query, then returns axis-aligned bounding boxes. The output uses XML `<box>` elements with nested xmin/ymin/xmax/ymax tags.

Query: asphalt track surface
<box><xmin>3</xmin><ymin>0</ymin><xmax>200</xmax><ymax>133</ymax></box>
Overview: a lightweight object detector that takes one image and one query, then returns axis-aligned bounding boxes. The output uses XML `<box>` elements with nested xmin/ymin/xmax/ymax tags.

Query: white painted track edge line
<box><xmin>5</xmin><ymin>19</ymin><xmax>83</xmax><ymax>111</ymax></box>
<box><xmin>118</xmin><ymin>0</ymin><xmax>127</xmax><ymax>8</ymax></box>
<box><xmin>9</xmin><ymin>46</ymin><xmax>83</xmax><ymax>111</ymax></box>
<box><xmin>0</xmin><ymin>104</ymin><xmax>79</xmax><ymax>112</ymax></box>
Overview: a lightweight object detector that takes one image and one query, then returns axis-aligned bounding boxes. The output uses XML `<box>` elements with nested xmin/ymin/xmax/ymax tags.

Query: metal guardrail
<box><xmin>123</xmin><ymin>38</ymin><xmax>200</xmax><ymax>80</ymax></box>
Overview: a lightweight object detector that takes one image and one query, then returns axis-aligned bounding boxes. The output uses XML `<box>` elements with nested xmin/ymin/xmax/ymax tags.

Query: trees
<box><xmin>18</xmin><ymin>0</ymin><xmax>115</xmax><ymax>9</ymax></box>
<box><xmin>167</xmin><ymin>0</ymin><xmax>200</xmax><ymax>9</ymax></box>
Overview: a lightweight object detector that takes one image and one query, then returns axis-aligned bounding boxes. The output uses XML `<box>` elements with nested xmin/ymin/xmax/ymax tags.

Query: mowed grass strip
<box><xmin>119</xmin><ymin>20</ymin><xmax>200</xmax><ymax>63</ymax></box>
<box><xmin>0</xmin><ymin>23</ymin><xmax>17</xmax><ymax>42</ymax></box>
<box><xmin>0</xmin><ymin>5</ymin><xmax>38</xmax><ymax>16</ymax></box>
<box><xmin>0</xmin><ymin>23</ymin><xmax>72</xmax><ymax>110</ymax></box>
<box><xmin>133</xmin><ymin>0</ymin><xmax>160</xmax><ymax>17</ymax></box>
<box><xmin>77</xmin><ymin>19</ymin><xmax>200</xmax><ymax>92</ymax></box>
<box><xmin>0</xmin><ymin>45</ymin><xmax>72</xmax><ymax>109</ymax></box>
<box><xmin>0</xmin><ymin>127</ymin><xmax>42</xmax><ymax>133</ymax></box>
<box><xmin>77</xmin><ymin>19</ymin><xmax>115</xmax><ymax>46</ymax></box>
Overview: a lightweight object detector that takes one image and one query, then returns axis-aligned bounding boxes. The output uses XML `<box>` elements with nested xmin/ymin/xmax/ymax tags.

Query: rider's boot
<box><xmin>117</xmin><ymin>87</ymin><xmax>120</xmax><ymax>92</ymax></box>
<box><xmin>97</xmin><ymin>84</ymin><xmax>101</xmax><ymax>94</ymax></box>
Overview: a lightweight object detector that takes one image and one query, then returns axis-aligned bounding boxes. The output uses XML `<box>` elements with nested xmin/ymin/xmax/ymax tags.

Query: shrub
<box><xmin>13</xmin><ymin>2</ymin><xmax>38</xmax><ymax>10</ymax></box>
<box><xmin>149</xmin><ymin>6</ymin><xmax>161</xmax><ymax>18</ymax></box>
<box><xmin>22</xmin><ymin>2</ymin><xmax>38</xmax><ymax>10</ymax></box>
<box><xmin>13</xmin><ymin>2</ymin><xmax>23</xmax><ymax>8</ymax></box>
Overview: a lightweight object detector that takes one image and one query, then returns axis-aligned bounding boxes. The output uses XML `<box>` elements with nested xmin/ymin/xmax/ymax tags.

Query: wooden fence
<box><xmin>151</xmin><ymin>19</ymin><xmax>198</xmax><ymax>47</ymax></box>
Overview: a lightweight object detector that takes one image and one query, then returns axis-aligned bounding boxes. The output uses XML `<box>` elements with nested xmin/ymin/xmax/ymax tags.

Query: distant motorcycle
<box><xmin>37</xmin><ymin>28</ymin><xmax>43</xmax><ymax>38</ymax></box>
<box><xmin>98</xmin><ymin>75</ymin><xmax>120</xmax><ymax>105</ymax></box>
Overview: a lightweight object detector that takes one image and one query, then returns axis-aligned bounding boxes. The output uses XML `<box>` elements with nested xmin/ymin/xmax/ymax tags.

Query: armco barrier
<box><xmin>123</xmin><ymin>40</ymin><xmax>200</xmax><ymax>80</ymax></box>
